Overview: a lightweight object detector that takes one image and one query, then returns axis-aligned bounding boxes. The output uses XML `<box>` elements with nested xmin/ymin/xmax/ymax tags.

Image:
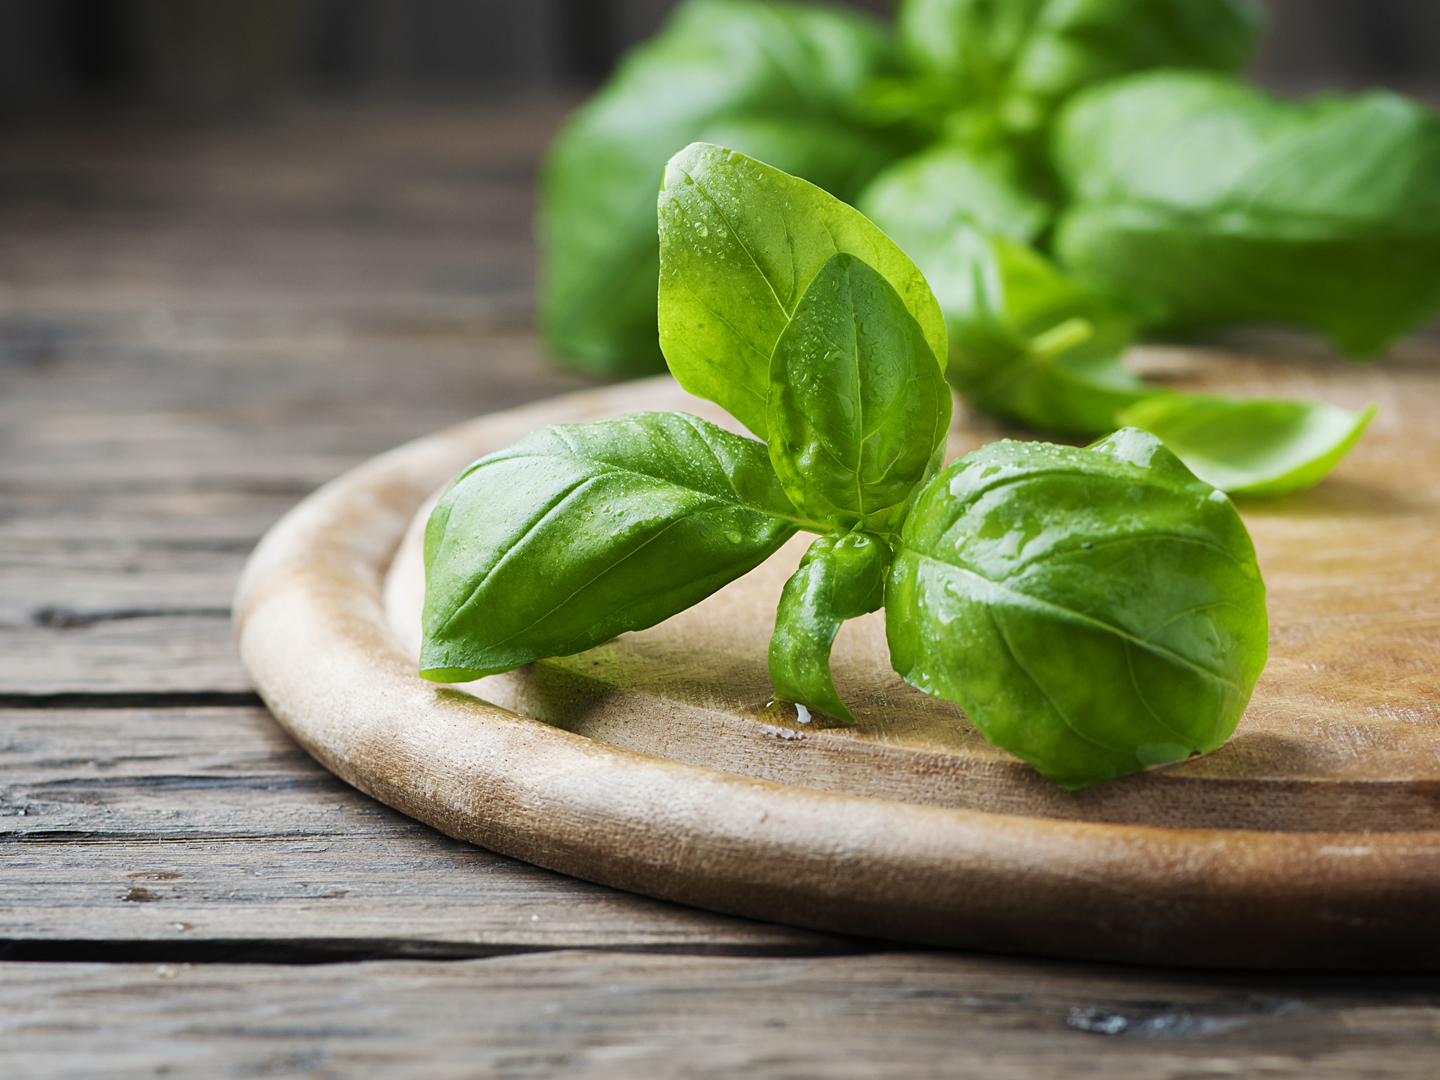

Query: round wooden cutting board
<box><xmin>235</xmin><ymin>345</ymin><xmax>1440</xmax><ymax>969</ymax></box>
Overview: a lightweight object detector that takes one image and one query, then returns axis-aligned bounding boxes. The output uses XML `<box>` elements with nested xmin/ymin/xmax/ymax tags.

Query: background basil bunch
<box><xmin>427</xmin><ymin>145</ymin><xmax>1269</xmax><ymax>789</ymax></box>
<box><xmin>539</xmin><ymin>0</ymin><xmax>1418</xmax><ymax>496</ymax></box>
<box><xmin>539</xmin><ymin>0</ymin><xmax>905</xmax><ymax>375</ymax></box>
<box><xmin>1053</xmin><ymin>70</ymin><xmax>1440</xmax><ymax>358</ymax></box>
<box><xmin>540</xmin><ymin>0</ymin><xmax>1271</xmax><ymax>376</ymax></box>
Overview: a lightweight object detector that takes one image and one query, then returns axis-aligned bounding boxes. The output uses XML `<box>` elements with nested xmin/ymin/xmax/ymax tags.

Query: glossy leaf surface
<box><xmin>1117</xmin><ymin>394</ymin><xmax>1377</xmax><ymax>497</ymax></box>
<box><xmin>769</xmin><ymin>532</ymin><xmax>891</xmax><ymax>723</ymax></box>
<box><xmin>1054</xmin><ymin>71</ymin><xmax>1440</xmax><ymax>357</ymax></box>
<box><xmin>887</xmin><ymin>429</ymin><xmax>1267</xmax><ymax>788</ymax></box>
<box><xmin>658</xmin><ymin>142</ymin><xmax>948</xmax><ymax>440</ymax></box>
<box><xmin>420</xmin><ymin>413</ymin><xmax>804</xmax><ymax>681</ymax></box>
<box><xmin>767</xmin><ymin>253</ymin><xmax>951</xmax><ymax>534</ymax></box>
<box><xmin>540</xmin><ymin>0</ymin><xmax>898</xmax><ymax>375</ymax></box>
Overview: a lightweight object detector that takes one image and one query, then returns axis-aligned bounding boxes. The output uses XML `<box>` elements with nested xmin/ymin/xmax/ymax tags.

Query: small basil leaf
<box><xmin>767</xmin><ymin>252</ymin><xmax>951</xmax><ymax>535</ymax></box>
<box><xmin>887</xmin><ymin>430</ymin><xmax>1268</xmax><ymax>789</ymax></box>
<box><xmin>540</xmin><ymin>0</ymin><xmax>898</xmax><ymax>375</ymax></box>
<box><xmin>856</xmin><ymin>143</ymin><xmax>1053</xmax><ymax>251</ymax></box>
<box><xmin>889</xmin><ymin>217</ymin><xmax>1151</xmax><ymax>437</ymax></box>
<box><xmin>658</xmin><ymin>142</ymin><xmax>948</xmax><ymax>440</ymax></box>
<box><xmin>945</xmin><ymin>231</ymin><xmax>1154</xmax><ymax>437</ymax></box>
<box><xmin>769</xmin><ymin>531</ymin><xmax>891</xmax><ymax>724</ymax></box>
<box><xmin>421</xmin><ymin>412</ymin><xmax>803</xmax><ymax>681</ymax></box>
<box><xmin>1117</xmin><ymin>394</ymin><xmax>1378</xmax><ymax>497</ymax></box>
<box><xmin>1053</xmin><ymin>71</ymin><xmax>1440</xmax><ymax>357</ymax></box>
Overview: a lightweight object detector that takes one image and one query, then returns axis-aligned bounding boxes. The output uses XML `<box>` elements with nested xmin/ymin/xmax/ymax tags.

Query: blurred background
<box><xmin>1</xmin><ymin>0</ymin><xmax>1437</xmax><ymax>111</ymax></box>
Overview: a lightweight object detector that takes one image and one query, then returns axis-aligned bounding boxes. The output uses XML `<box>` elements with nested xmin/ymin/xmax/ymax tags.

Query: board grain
<box><xmin>4</xmin><ymin>951</ymin><xmax>1439</xmax><ymax>1080</ymax></box>
<box><xmin>0</xmin><ymin>704</ymin><xmax>844</xmax><ymax>954</ymax></box>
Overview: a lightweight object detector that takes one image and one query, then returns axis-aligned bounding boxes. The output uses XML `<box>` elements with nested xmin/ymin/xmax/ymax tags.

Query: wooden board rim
<box><xmin>234</xmin><ymin>376</ymin><xmax>1440</xmax><ymax>969</ymax></box>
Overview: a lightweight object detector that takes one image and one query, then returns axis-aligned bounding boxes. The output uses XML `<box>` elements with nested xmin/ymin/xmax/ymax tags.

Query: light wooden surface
<box><xmin>4</xmin><ymin>100</ymin><xmax>1440</xmax><ymax>1076</ymax></box>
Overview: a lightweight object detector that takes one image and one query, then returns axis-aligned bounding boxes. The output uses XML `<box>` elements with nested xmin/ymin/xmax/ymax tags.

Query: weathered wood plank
<box><xmin>0</xmin><ymin>706</ymin><xmax>842</xmax><ymax>952</ymax></box>
<box><xmin>2</xmin><ymin>952</ymin><xmax>1438</xmax><ymax>1079</ymax></box>
<box><xmin>0</xmin><ymin>101</ymin><xmax>611</xmax><ymax>694</ymax></box>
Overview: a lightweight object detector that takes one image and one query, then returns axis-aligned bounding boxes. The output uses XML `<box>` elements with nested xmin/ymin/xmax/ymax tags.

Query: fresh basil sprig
<box><xmin>425</xmin><ymin>144</ymin><xmax>1270</xmax><ymax>789</ymax></box>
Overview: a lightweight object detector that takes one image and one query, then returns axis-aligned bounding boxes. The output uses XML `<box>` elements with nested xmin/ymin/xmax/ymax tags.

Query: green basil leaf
<box><xmin>856</xmin><ymin>143</ymin><xmax>1053</xmax><ymax>252</ymax></box>
<box><xmin>658</xmin><ymin>142</ymin><xmax>948</xmax><ymax>439</ymax></box>
<box><xmin>1117</xmin><ymin>394</ymin><xmax>1378</xmax><ymax>497</ymax></box>
<box><xmin>767</xmin><ymin>252</ymin><xmax>952</xmax><ymax>535</ymax></box>
<box><xmin>1053</xmin><ymin>71</ymin><xmax>1440</xmax><ymax>357</ymax></box>
<box><xmin>420</xmin><ymin>412</ymin><xmax>804</xmax><ymax>681</ymax></box>
<box><xmin>539</xmin><ymin>0</ymin><xmax>899</xmax><ymax>376</ymax></box>
<box><xmin>896</xmin><ymin>0</ymin><xmax>1263</xmax><ymax>136</ymax></box>
<box><xmin>769</xmin><ymin>531</ymin><xmax>891</xmax><ymax>724</ymax></box>
<box><xmin>887</xmin><ymin>429</ymin><xmax>1268</xmax><ymax>788</ymax></box>
<box><xmin>942</xmin><ymin>230</ymin><xmax>1152</xmax><ymax>437</ymax></box>
<box><xmin>881</xmin><ymin>212</ymin><xmax>1150</xmax><ymax>437</ymax></box>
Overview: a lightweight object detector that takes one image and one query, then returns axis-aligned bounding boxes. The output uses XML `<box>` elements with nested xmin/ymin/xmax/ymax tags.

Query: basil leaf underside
<box><xmin>767</xmin><ymin>252</ymin><xmax>951</xmax><ymax>534</ymax></box>
<box><xmin>420</xmin><ymin>413</ymin><xmax>802</xmax><ymax>680</ymax></box>
<box><xmin>539</xmin><ymin>0</ymin><xmax>900</xmax><ymax>376</ymax></box>
<box><xmin>769</xmin><ymin>532</ymin><xmax>890</xmax><ymax>723</ymax></box>
<box><xmin>887</xmin><ymin>429</ymin><xmax>1267</xmax><ymax>788</ymax></box>
<box><xmin>1053</xmin><ymin>71</ymin><xmax>1440</xmax><ymax>357</ymax></box>
<box><xmin>1118</xmin><ymin>394</ymin><xmax>1379</xmax><ymax>497</ymax></box>
<box><xmin>658</xmin><ymin>142</ymin><xmax>948</xmax><ymax>440</ymax></box>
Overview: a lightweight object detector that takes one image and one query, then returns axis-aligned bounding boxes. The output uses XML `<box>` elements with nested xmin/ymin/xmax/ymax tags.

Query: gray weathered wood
<box><xmin>0</xmin><ymin>705</ymin><xmax>841</xmax><ymax>952</ymax></box>
<box><xmin>2</xmin><ymin>951</ymin><xmax>1439</xmax><ymax>1080</ymax></box>
<box><xmin>0</xmin><ymin>102</ymin><xmax>603</xmax><ymax>694</ymax></box>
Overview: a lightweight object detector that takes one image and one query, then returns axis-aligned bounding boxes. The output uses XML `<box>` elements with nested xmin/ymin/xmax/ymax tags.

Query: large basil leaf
<box><xmin>887</xmin><ymin>429</ymin><xmax>1267</xmax><ymax>788</ymax></box>
<box><xmin>420</xmin><ymin>413</ymin><xmax>805</xmax><ymax>681</ymax></box>
<box><xmin>769</xmin><ymin>531</ymin><xmax>890</xmax><ymax>724</ymax></box>
<box><xmin>658</xmin><ymin>142</ymin><xmax>948</xmax><ymax>439</ymax></box>
<box><xmin>767</xmin><ymin>253</ymin><xmax>951</xmax><ymax>535</ymax></box>
<box><xmin>539</xmin><ymin>0</ymin><xmax>900</xmax><ymax>375</ymax></box>
<box><xmin>1053</xmin><ymin>71</ymin><xmax>1440</xmax><ymax>357</ymax></box>
<box><xmin>1117</xmin><ymin>394</ymin><xmax>1378</xmax><ymax>497</ymax></box>
<box><xmin>895</xmin><ymin>0</ymin><xmax>1262</xmax><ymax>137</ymax></box>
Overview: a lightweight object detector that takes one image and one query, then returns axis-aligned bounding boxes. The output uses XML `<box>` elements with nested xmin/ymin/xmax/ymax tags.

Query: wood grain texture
<box><xmin>236</xmin><ymin>371</ymin><xmax>1440</xmax><ymax>968</ymax></box>
<box><xmin>3</xmin><ymin>951</ymin><xmax>1439</xmax><ymax>1080</ymax></box>
<box><xmin>0</xmin><ymin>704</ymin><xmax>844</xmax><ymax>953</ymax></box>
<box><xmin>0</xmin><ymin>102</ymin><xmax>601</xmax><ymax>695</ymax></box>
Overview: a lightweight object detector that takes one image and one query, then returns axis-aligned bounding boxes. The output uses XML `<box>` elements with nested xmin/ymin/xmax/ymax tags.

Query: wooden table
<box><xmin>3</xmin><ymin>98</ymin><xmax>1439</xmax><ymax>1079</ymax></box>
